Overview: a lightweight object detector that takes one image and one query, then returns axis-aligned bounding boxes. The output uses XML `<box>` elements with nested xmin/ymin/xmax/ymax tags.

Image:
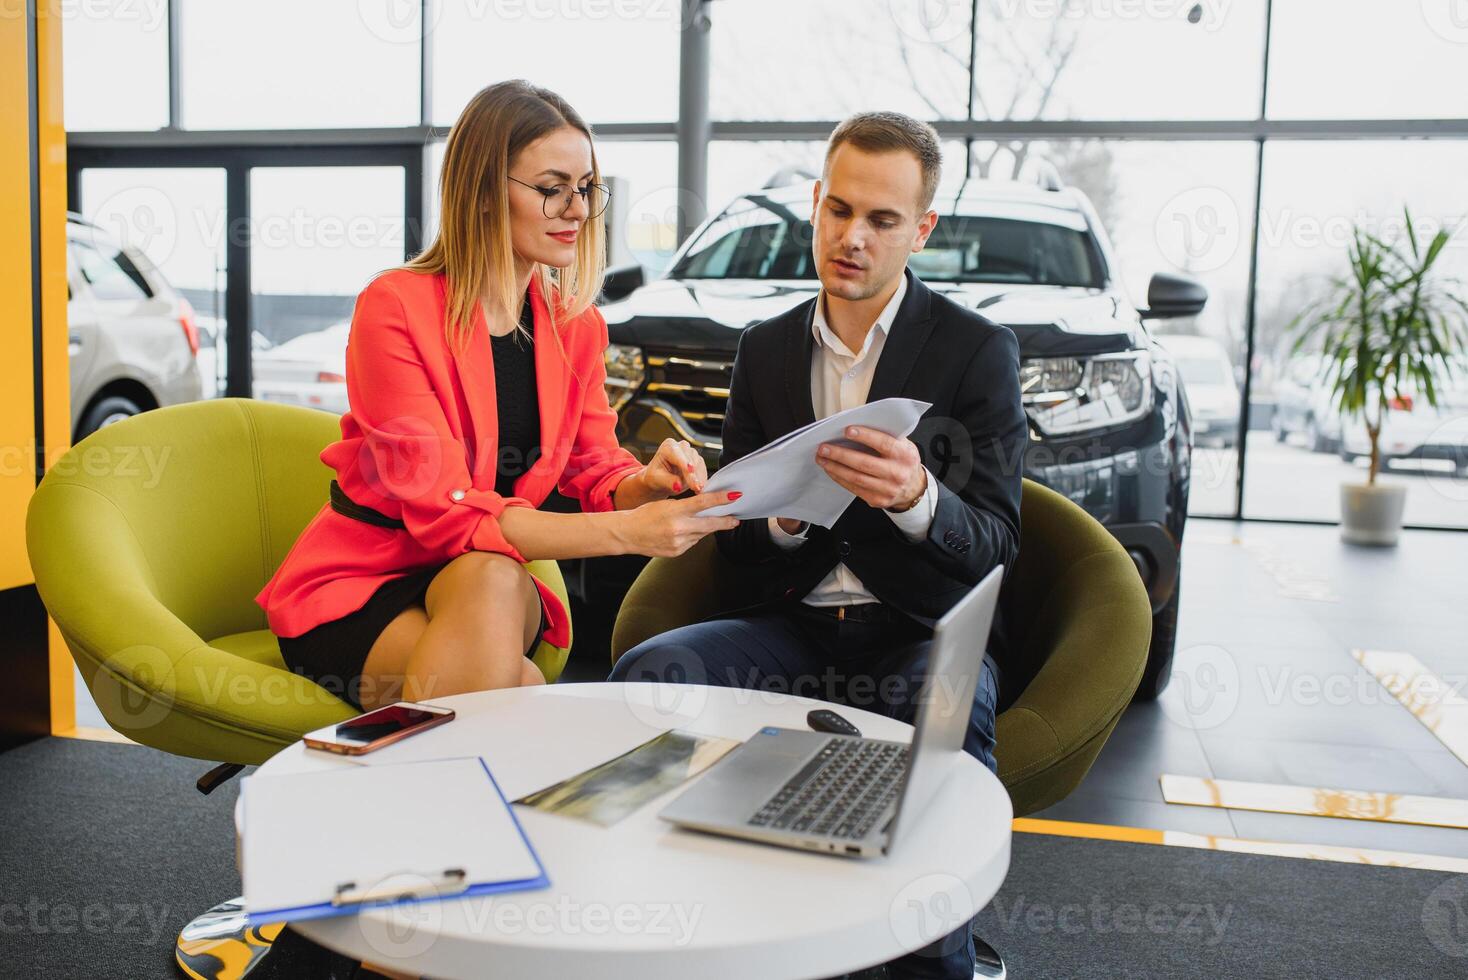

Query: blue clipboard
<box><xmin>243</xmin><ymin>756</ymin><xmax>550</xmax><ymax>927</ymax></box>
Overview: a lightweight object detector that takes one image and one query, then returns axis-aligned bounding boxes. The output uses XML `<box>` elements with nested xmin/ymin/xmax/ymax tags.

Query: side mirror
<box><xmin>600</xmin><ymin>263</ymin><xmax>646</xmax><ymax>303</ymax></box>
<box><xmin>1140</xmin><ymin>272</ymin><xmax>1208</xmax><ymax>319</ymax></box>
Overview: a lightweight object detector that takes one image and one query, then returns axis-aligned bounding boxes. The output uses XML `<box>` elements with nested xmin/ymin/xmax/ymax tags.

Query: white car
<box><xmin>1340</xmin><ymin>362</ymin><xmax>1468</xmax><ymax>475</ymax></box>
<box><xmin>1156</xmin><ymin>334</ymin><xmax>1241</xmax><ymax>448</ymax></box>
<box><xmin>66</xmin><ymin>213</ymin><xmax>204</xmax><ymax>438</ymax></box>
<box><xmin>1271</xmin><ymin>352</ymin><xmax>1344</xmax><ymax>453</ymax></box>
<box><xmin>252</xmin><ymin>321</ymin><xmax>350</xmax><ymax>414</ymax></box>
<box><xmin>194</xmin><ymin>315</ymin><xmax>275</xmax><ymax>400</ymax></box>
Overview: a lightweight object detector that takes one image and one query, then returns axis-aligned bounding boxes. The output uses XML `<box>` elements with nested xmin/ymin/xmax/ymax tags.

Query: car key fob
<box><xmin>807</xmin><ymin>709</ymin><xmax>861</xmax><ymax>738</ymax></box>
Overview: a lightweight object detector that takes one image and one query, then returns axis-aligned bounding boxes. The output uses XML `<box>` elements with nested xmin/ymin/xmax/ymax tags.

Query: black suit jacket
<box><xmin>714</xmin><ymin>267</ymin><xmax>1028</xmax><ymax>669</ymax></box>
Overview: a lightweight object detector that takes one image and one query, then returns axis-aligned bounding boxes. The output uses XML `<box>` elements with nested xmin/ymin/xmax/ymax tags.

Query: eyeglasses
<box><xmin>507</xmin><ymin>175</ymin><xmax>610</xmax><ymax>220</ymax></box>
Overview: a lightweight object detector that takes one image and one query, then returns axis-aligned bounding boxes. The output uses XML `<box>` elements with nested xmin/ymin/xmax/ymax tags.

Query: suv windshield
<box><xmin>672</xmin><ymin>195</ymin><xmax>1105</xmax><ymax>287</ymax></box>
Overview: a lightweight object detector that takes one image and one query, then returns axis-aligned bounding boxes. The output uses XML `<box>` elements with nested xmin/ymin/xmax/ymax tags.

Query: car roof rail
<box><xmin>1016</xmin><ymin>157</ymin><xmax>1065</xmax><ymax>192</ymax></box>
<box><xmin>763</xmin><ymin>166</ymin><xmax>818</xmax><ymax>189</ymax></box>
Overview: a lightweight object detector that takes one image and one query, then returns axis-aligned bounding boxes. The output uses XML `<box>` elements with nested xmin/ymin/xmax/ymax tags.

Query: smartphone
<box><xmin>303</xmin><ymin>702</ymin><xmax>455</xmax><ymax>756</ymax></box>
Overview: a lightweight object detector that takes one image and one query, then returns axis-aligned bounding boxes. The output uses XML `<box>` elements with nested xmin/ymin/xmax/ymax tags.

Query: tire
<box><xmin>1132</xmin><ymin>566</ymin><xmax>1181</xmax><ymax>702</ymax></box>
<box><xmin>76</xmin><ymin>395</ymin><xmax>143</xmax><ymax>440</ymax></box>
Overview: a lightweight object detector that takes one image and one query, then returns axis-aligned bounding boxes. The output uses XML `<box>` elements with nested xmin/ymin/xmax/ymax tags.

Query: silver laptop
<box><xmin>658</xmin><ymin>564</ymin><xmax>1003</xmax><ymax>858</ymax></box>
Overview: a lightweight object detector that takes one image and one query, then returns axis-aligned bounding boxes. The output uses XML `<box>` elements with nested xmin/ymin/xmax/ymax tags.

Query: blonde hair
<box><xmin>400</xmin><ymin>79</ymin><xmax>606</xmax><ymax>354</ymax></box>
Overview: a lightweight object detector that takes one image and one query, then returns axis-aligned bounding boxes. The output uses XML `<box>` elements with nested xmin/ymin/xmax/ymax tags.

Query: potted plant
<box><xmin>1288</xmin><ymin>206</ymin><xmax>1468</xmax><ymax>546</ymax></box>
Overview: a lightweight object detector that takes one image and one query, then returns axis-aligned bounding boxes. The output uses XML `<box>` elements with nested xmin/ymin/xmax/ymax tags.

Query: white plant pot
<box><xmin>1340</xmin><ymin>481</ymin><xmax>1407</xmax><ymax>546</ymax></box>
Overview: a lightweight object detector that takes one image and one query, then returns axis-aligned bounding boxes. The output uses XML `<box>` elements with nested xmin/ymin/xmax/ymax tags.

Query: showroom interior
<box><xmin>4</xmin><ymin>1</ymin><xmax>1468</xmax><ymax>978</ymax></box>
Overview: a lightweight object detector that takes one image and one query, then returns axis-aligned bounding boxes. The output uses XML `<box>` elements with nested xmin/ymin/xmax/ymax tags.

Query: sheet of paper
<box><xmin>241</xmin><ymin>756</ymin><xmax>543</xmax><ymax>922</ymax></box>
<box><xmin>515</xmin><ymin>729</ymin><xmax>740</xmax><ymax>826</ymax></box>
<box><xmin>701</xmin><ymin>397</ymin><xmax>932</xmax><ymax>527</ymax></box>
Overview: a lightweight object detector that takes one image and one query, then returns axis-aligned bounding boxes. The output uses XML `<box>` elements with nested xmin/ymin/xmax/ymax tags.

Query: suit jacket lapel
<box><xmin>867</xmin><ymin>268</ymin><xmax>936</xmax><ymax>403</ymax></box>
<box><xmin>783</xmin><ymin>295</ymin><xmax>819</xmax><ymax>431</ymax></box>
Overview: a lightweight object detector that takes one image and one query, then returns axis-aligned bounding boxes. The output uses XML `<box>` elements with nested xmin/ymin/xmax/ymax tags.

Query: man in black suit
<box><xmin>609</xmin><ymin>111</ymin><xmax>1026</xmax><ymax>980</ymax></box>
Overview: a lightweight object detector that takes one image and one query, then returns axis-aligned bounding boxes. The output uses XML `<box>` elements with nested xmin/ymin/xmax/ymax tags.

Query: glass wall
<box><xmin>62</xmin><ymin>0</ymin><xmax>1468</xmax><ymax>531</ymax></box>
<box><xmin>249</xmin><ymin>166</ymin><xmax>406</xmax><ymax>414</ymax></box>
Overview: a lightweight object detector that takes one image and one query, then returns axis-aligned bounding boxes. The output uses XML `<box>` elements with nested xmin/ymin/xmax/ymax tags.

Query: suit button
<box><xmin>449</xmin><ymin>488</ymin><xmax>466</xmax><ymax>502</ymax></box>
<box><xmin>837</xmin><ymin>540</ymin><xmax>851</xmax><ymax>557</ymax></box>
<box><xmin>944</xmin><ymin>530</ymin><xmax>958</xmax><ymax>547</ymax></box>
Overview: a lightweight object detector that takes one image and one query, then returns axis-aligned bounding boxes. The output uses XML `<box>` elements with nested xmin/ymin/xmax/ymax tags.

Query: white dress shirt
<box><xmin>767</xmin><ymin>274</ymin><xmax>938</xmax><ymax>607</ymax></box>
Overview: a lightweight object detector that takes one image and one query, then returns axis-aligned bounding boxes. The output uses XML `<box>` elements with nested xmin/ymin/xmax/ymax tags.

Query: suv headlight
<box><xmin>603</xmin><ymin>343</ymin><xmax>645</xmax><ymax>412</ymax></box>
<box><xmin>1020</xmin><ymin>350</ymin><xmax>1153</xmax><ymax>437</ymax></box>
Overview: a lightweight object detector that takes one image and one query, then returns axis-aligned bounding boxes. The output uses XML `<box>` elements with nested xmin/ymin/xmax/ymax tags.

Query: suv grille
<box><xmin>644</xmin><ymin>350</ymin><xmax>733</xmax><ymax>440</ymax></box>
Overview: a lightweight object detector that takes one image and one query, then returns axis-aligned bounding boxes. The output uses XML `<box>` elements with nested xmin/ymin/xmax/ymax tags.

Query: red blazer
<box><xmin>255</xmin><ymin>268</ymin><xmax>642</xmax><ymax>646</ymax></box>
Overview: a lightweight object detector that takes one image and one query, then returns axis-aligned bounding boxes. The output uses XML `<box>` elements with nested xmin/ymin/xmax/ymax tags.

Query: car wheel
<box><xmin>1132</xmin><ymin>567</ymin><xmax>1181</xmax><ymax>702</ymax></box>
<box><xmin>76</xmin><ymin>395</ymin><xmax>143</xmax><ymax>440</ymax></box>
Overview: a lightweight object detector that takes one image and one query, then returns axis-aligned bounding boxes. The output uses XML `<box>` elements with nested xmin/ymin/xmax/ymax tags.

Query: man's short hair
<box><xmin>824</xmin><ymin>111</ymin><xmax>943</xmax><ymax>211</ymax></box>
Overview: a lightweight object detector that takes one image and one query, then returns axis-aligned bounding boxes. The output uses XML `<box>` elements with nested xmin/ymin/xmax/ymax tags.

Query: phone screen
<box><xmin>335</xmin><ymin>704</ymin><xmax>440</xmax><ymax>744</ymax></box>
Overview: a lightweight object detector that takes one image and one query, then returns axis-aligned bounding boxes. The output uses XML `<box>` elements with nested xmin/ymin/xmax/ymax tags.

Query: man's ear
<box><xmin>810</xmin><ymin>179</ymin><xmax>823</xmax><ymax>222</ymax></box>
<box><xmin>911</xmin><ymin>209</ymin><xmax>939</xmax><ymax>253</ymax></box>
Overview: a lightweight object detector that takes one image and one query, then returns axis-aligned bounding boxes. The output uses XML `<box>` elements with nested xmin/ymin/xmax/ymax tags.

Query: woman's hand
<box><xmin>615</xmin><ymin>490</ymin><xmax>742</xmax><ymax>557</ymax></box>
<box><xmin>613</xmin><ymin>438</ymin><xmax>709</xmax><ymax>510</ymax></box>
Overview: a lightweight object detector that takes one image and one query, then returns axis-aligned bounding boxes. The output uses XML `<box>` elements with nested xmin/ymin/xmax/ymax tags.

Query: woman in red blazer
<box><xmin>255</xmin><ymin>80</ymin><xmax>739</xmax><ymax>713</ymax></box>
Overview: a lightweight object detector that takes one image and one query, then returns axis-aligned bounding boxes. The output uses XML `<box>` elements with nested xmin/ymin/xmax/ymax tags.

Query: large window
<box><xmin>1267</xmin><ymin>0</ymin><xmax>1468</xmax><ymax>119</ymax></box>
<box><xmin>249</xmin><ymin>166</ymin><xmax>406</xmax><ymax>414</ymax></box>
<box><xmin>429</xmin><ymin>0</ymin><xmax>681</xmax><ymax>125</ymax></box>
<box><xmin>178</xmin><ymin>0</ymin><xmax>421</xmax><ymax>128</ymax></box>
<box><xmin>62</xmin><ymin>0</ymin><xmax>169</xmax><ymax>131</ymax></box>
<box><xmin>61</xmin><ymin>1</ymin><xmax>1468</xmax><ymax>531</ymax></box>
<box><xmin>1245</xmin><ymin>140</ymin><xmax>1468</xmax><ymax>529</ymax></box>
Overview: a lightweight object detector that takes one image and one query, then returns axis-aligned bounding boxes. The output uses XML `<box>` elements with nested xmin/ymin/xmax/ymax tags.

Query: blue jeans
<box><xmin>608</xmin><ymin>601</ymin><xmax>1001</xmax><ymax>980</ymax></box>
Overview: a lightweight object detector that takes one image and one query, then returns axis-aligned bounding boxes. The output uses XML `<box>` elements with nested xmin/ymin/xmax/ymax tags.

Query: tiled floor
<box><xmin>1037</xmin><ymin>516</ymin><xmax>1468</xmax><ymax>858</ymax></box>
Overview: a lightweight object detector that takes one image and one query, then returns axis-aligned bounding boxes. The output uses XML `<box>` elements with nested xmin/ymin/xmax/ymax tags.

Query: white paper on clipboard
<box><xmin>241</xmin><ymin>756</ymin><xmax>547</xmax><ymax>925</ymax></box>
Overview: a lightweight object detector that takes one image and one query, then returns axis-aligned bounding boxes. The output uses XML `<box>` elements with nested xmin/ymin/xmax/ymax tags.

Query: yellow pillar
<box><xmin>1</xmin><ymin>0</ymin><xmax>71</xmax><ymax>739</ymax></box>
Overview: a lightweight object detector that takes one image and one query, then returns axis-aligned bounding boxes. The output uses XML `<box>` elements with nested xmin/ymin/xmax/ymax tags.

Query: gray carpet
<box><xmin>1</xmin><ymin>736</ymin><xmax>1461</xmax><ymax>979</ymax></box>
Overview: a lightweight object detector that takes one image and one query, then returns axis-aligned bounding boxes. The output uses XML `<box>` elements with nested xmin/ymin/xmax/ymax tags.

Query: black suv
<box><xmin>593</xmin><ymin>175</ymin><xmax>1204</xmax><ymax>699</ymax></box>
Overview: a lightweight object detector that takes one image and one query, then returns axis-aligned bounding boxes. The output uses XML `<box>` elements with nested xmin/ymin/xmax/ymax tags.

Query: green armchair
<box><xmin>25</xmin><ymin>397</ymin><xmax>575</xmax><ymax>977</ymax></box>
<box><xmin>610</xmin><ymin>477</ymin><xmax>1152</xmax><ymax>816</ymax></box>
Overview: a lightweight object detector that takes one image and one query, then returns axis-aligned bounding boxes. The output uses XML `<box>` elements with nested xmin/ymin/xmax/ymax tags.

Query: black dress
<box><xmin>276</xmin><ymin>292</ymin><xmax>546</xmax><ymax>710</ymax></box>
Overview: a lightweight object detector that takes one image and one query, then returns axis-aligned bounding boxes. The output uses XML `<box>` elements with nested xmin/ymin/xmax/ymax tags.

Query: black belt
<box><xmin>800</xmin><ymin>602</ymin><xmax>906</xmax><ymax>623</ymax></box>
<box><xmin>329</xmin><ymin>479</ymin><xmax>407</xmax><ymax>530</ymax></box>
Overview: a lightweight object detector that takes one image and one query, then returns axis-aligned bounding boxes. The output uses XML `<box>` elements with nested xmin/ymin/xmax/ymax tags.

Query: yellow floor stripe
<box><xmin>53</xmin><ymin>725</ymin><xmax>137</xmax><ymax>746</ymax></box>
<box><xmin>1014</xmin><ymin>817</ymin><xmax>1468</xmax><ymax>873</ymax></box>
<box><xmin>1353</xmin><ymin>648</ymin><xmax>1468</xmax><ymax>767</ymax></box>
<box><xmin>1160</xmin><ymin>774</ymin><xmax>1468</xmax><ymax>830</ymax></box>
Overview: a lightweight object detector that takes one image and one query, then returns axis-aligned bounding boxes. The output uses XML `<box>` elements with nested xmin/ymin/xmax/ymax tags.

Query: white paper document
<box><xmin>701</xmin><ymin>397</ymin><xmax>932</xmax><ymax>527</ymax></box>
<box><xmin>240</xmin><ymin>756</ymin><xmax>547</xmax><ymax>925</ymax></box>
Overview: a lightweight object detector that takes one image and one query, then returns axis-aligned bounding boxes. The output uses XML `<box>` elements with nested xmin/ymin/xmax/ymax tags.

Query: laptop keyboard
<box><xmin>747</xmin><ymin>738</ymin><xmax>909</xmax><ymax>841</ymax></box>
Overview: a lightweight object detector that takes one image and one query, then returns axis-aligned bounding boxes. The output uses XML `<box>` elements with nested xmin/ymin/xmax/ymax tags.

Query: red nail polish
<box><xmin>728</xmin><ymin>491</ymin><xmax>743</xmax><ymax>501</ymax></box>
<box><xmin>672</xmin><ymin>481</ymin><xmax>682</xmax><ymax>493</ymax></box>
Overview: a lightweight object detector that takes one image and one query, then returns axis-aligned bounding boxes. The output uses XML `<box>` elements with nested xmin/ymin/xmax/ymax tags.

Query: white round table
<box><xmin>241</xmin><ymin>683</ymin><xmax>1011</xmax><ymax>980</ymax></box>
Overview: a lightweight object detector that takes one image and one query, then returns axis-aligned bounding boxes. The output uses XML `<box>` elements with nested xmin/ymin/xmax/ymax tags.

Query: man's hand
<box><xmin>815</xmin><ymin>425</ymin><xmax>927</xmax><ymax>511</ymax></box>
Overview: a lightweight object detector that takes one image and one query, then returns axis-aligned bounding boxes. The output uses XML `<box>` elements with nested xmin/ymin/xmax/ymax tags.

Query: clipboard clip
<box><xmin>332</xmin><ymin>868</ymin><xmax>468</xmax><ymax>906</ymax></box>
